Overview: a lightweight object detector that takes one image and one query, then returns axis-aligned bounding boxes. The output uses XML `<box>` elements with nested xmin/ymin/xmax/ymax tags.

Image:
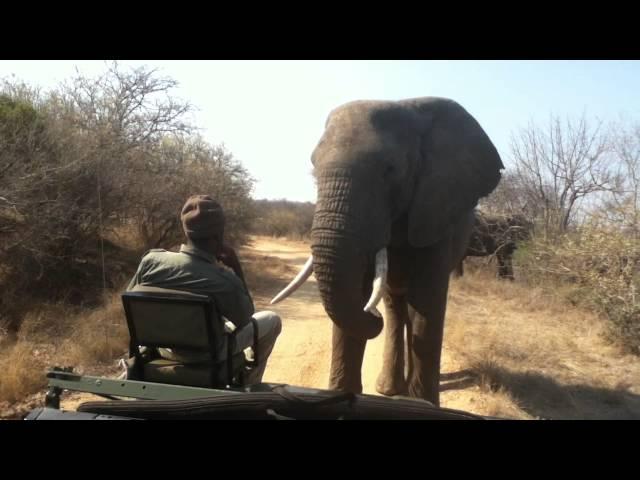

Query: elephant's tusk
<box><xmin>363</xmin><ymin>248</ymin><xmax>388</xmax><ymax>316</ymax></box>
<box><xmin>270</xmin><ymin>255</ymin><xmax>314</xmax><ymax>305</ymax></box>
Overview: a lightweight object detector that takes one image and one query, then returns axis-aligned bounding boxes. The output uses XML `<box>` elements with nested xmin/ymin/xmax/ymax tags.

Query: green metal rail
<box><xmin>45</xmin><ymin>368</ymin><xmax>237</xmax><ymax>408</ymax></box>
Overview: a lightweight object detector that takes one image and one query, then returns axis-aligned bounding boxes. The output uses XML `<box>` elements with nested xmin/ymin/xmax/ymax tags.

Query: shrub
<box><xmin>517</xmin><ymin>226</ymin><xmax>640</xmax><ymax>354</ymax></box>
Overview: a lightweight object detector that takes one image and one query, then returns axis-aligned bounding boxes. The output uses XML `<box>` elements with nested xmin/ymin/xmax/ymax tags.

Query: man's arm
<box><xmin>216</xmin><ymin>271</ymin><xmax>255</xmax><ymax>330</ymax></box>
<box><xmin>212</xmin><ymin>246</ymin><xmax>254</xmax><ymax>330</ymax></box>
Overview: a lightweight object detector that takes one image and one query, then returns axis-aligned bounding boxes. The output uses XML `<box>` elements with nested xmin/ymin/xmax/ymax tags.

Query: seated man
<box><xmin>127</xmin><ymin>194</ymin><xmax>282</xmax><ymax>385</ymax></box>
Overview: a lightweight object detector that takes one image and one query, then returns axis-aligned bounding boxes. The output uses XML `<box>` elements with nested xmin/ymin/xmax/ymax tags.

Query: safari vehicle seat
<box><xmin>122</xmin><ymin>286</ymin><xmax>253</xmax><ymax>389</ymax></box>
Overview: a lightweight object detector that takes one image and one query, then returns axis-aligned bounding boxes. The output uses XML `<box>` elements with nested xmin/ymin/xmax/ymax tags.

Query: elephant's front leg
<box><xmin>328</xmin><ymin>324</ymin><xmax>367</xmax><ymax>394</ymax></box>
<box><xmin>376</xmin><ymin>291</ymin><xmax>409</xmax><ymax>396</ymax></box>
<box><xmin>407</xmin><ymin>245</ymin><xmax>452</xmax><ymax>407</ymax></box>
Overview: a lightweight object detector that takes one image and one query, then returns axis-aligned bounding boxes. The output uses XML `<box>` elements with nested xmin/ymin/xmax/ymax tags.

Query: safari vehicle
<box><xmin>25</xmin><ymin>288</ymin><xmax>488</xmax><ymax>420</ymax></box>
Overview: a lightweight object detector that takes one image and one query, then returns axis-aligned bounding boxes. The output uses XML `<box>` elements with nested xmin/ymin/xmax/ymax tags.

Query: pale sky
<box><xmin>2</xmin><ymin>60</ymin><xmax>639</xmax><ymax>202</ymax></box>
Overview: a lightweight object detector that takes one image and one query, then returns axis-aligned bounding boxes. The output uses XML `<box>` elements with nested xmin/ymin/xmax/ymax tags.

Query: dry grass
<box><xmin>444</xmin><ymin>268</ymin><xmax>640</xmax><ymax>419</ymax></box>
<box><xmin>60</xmin><ymin>294</ymin><xmax>129</xmax><ymax>366</ymax></box>
<box><xmin>0</xmin><ymin>293</ymin><xmax>129</xmax><ymax>406</ymax></box>
<box><xmin>0</xmin><ymin>342</ymin><xmax>48</xmax><ymax>404</ymax></box>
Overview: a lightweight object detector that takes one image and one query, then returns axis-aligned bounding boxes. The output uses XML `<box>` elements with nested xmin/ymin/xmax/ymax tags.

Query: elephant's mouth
<box><xmin>270</xmin><ymin>247</ymin><xmax>388</xmax><ymax>318</ymax></box>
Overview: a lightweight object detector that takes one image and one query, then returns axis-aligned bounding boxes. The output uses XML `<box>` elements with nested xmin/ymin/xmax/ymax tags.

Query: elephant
<box><xmin>454</xmin><ymin>211</ymin><xmax>533</xmax><ymax>280</ymax></box>
<box><xmin>270</xmin><ymin>97</ymin><xmax>504</xmax><ymax>406</ymax></box>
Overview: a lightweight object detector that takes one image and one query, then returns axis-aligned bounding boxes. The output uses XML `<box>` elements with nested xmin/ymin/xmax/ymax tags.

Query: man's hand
<box><xmin>217</xmin><ymin>262</ymin><xmax>236</xmax><ymax>274</ymax></box>
<box><xmin>216</xmin><ymin>244</ymin><xmax>248</xmax><ymax>289</ymax></box>
<box><xmin>216</xmin><ymin>244</ymin><xmax>240</xmax><ymax>271</ymax></box>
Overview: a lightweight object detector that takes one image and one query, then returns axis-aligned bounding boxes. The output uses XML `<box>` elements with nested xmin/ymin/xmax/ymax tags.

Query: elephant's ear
<box><xmin>408</xmin><ymin>100</ymin><xmax>504</xmax><ymax>248</ymax></box>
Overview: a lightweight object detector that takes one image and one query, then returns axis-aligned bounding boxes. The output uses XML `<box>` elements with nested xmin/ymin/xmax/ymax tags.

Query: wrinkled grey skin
<box><xmin>309</xmin><ymin>97</ymin><xmax>504</xmax><ymax>405</ymax></box>
<box><xmin>454</xmin><ymin>211</ymin><xmax>534</xmax><ymax>280</ymax></box>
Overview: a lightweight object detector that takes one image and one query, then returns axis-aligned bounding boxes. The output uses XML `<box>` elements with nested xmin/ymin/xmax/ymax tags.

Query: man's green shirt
<box><xmin>127</xmin><ymin>243</ymin><xmax>255</xmax><ymax>329</ymax></box>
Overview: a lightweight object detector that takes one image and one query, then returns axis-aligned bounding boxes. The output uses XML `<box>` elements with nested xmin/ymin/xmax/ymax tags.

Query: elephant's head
<box><xmin>271</xmin><ymin>97</ymin><xmax>504</xmax><ymax>339</ymax></box>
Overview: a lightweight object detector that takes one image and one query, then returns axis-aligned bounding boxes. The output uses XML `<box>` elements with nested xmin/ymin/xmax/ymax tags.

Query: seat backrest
<box><xmin>122</xmin><ymin>285</ymin><xmax>225</xmax><ymax>359</ymax></box>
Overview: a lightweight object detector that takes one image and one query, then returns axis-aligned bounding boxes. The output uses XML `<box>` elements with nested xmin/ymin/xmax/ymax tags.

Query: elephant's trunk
<box><xmin>311</xmin><ymin>170</ymin><xmax>387</xmax><ymax>340</ymax></box>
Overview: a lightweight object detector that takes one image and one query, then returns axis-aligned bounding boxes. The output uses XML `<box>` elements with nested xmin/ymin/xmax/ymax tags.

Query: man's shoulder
<box><xmin>139</xmin><ymin>248</ymin><xmax>183</xmax><ymax>265</ymax></box>
<box><xmin>142</xmin><ymin>248</ymin><xmax>175</xmax><ymax>257</ymax></box>
<box><xmin>141</xmin><ymin>248</ymin><xmax>224</xmax><ymax>277</ymax></box>
<box><xmin>139</xmin><ymin>247</ymin><xmax>160</xmax><ymax>255</ymax></box>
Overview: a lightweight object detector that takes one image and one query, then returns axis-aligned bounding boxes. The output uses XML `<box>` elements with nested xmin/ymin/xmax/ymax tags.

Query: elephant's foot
<box><xmin>329</xmin><ymin>378</ymin><xmax>363</xmax><ymax>394</ymax></box>
<box><xmin>408</xmin><ymin>382</ymin><xmax>440</xmax><ymax>407</ymax></box>
<box><xmin>375</xmin><ymin>372</ymin><xmax>408</xmax><ymax>397</ymax></box>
